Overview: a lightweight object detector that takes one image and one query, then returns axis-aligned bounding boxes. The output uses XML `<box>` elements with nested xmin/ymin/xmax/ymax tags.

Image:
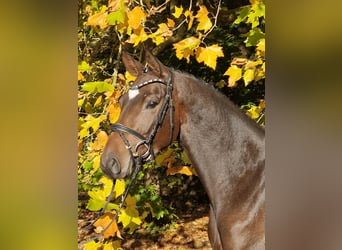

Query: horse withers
<box><xmin>100</xmin><ymin>50</ymin><xmax>265</xmax><ymax>249</ymax></box>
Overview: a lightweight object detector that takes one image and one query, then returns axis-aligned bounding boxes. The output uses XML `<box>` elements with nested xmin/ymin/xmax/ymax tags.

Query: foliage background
<box><xmin>78</xmin><ymin>0</ymin><xmax>265</xmax><ymax>248</ymax></box>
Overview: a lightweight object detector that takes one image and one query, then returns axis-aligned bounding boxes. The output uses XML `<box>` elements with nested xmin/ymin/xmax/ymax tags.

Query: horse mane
<box><xmin>173</xmin><ymin>68</ymin><xmax>265</xmax><ymax>133</ymax></box>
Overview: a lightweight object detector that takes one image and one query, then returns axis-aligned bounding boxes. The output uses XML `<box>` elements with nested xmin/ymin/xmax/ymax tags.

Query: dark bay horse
<box><xmin>100</xmin><ymin>51</ymin><xmax>265</xmax><ymax>249</ymax></box>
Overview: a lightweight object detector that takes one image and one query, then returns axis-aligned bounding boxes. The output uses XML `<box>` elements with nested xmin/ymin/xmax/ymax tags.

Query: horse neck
<box><xmin>173</xmin><ymin>71</ymin><xmax>265</xmax><ymax>206</ymax></box>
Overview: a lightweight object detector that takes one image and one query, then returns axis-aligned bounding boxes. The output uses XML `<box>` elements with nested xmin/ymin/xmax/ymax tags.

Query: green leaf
<box><xmin>245</xmin><ymin>28</ymin><xmax>265</xmax><ymax>47</ymax></box>
<box><xmin>87</xmin><ymin>189</ymin><xmax>106</xmax><ymax>211</ymax></box>
<box><xmin>234</xmin><ymin>6</ymin><xmax>249</xmax><ymax>25</ymax></box>
<box><xmin>78</xmin><ymin>61</ymin><xmax>91</xmax><ymax>72</ymax></box>
<box><xmin>107</xmin><ymin>0</ymin><xmax>125</xmax><ymax>25</ymax></box>
<box><xmin>82</xmin><ymin>81</ymin><xmax>114</xmax><ymax>94</ymax></box>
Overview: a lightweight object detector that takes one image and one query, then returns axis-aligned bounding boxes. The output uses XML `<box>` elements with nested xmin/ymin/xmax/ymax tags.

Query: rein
<box><xmin>79</xmin><ymin>69</ymin><xmax>174</xmax><ymax>248</ymax></box>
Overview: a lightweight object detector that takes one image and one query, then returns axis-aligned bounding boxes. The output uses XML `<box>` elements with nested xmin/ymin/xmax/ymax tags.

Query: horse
<box><xmin>100</xmin><ymin>50</ymin><xmax>265</xmax><ymax>249</ymax></box>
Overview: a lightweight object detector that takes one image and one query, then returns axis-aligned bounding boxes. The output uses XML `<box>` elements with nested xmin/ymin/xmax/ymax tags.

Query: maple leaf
<box><xmin>173</xmin><ymin>36</ymin><xmax>200</xmax><ymax>62</ymax></box>
<box><xmin>126</xmin><ymin>26</ymin><xmax>149</xmax><ymax>47</ymax></box>
<box><xmin>184</xmin><ymin>10</ymin><xmax>195</xmax><ymax>30</ymax></box>
<box><xmin>243</xmin><ymin>68</ymin><xmax>255</xmax><ymax>86</ymax></box>
<box><xmin>94</xmin><ymin>212</ymin><xmax>119</xmax><ymax>238</ymax></box>
<box><xmin>103</xmin><ymin>241</ymin><xmax>121</xmax><ymax>250</ymax></box>
<box><xmin>118</xmin><ymin>195</ymin><xmax>142</xmax><ymax>233</ymax></box>
<box><xmin>86</xmin><ymin>6</ymin><xmax>109</xmax><ymax>29</ymax></box>
<box><xmin>113</xmin><ymin>179</ymin><xmax>125</xmax><ymax>198</ymax></box>
<box><xmin>173</xmin><ymin>6</ymin><xmax>183</xmax><ymax>18</ymax></box>
<box><xmin>195</xmin><ymin>45</ymin><xmax>224</xmax><ymax>70</ymax></box>
<box><xmin>195</xmin><ymin>5</ymin><xmax>212</xmax><ymax>32</ymax></box>
<box><xmin>99</xmin><ymin>176</ymin><xmax>113</xmax><ymax>197</ymax></box>
<box><xmin>127</xmin><ymin>6</ymin><xmax>146</xmax><ymax>30</ymax></box>
<box><xmin>256</xmin><ymin>38</ymin><xmax>265</xmax><ymax>57</ymax></box>
<box><xmin>224</xmin><ymin>65</ymin><xmax>242</xmax><ymax>87</ymax></box>
<box><xmin>150</xmin><ymin>23</ymin><xmax>173</xmax><ymax>45</ymax></box>
<box><xmin>106</xmin><ymin>102</ymin><xmax>121</xmax><ymax>123</ymax></box>
<box><xmin>83</xmin><ymin>240</ymin><xmax>101</xmax><ymax>250</ymax></box>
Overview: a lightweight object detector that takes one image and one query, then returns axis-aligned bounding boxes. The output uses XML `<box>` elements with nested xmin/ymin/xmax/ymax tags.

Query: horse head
<box><xmin>100</xmin><ymin>51</ymin><xmax>180</xmax><ymax>180</ymax></box>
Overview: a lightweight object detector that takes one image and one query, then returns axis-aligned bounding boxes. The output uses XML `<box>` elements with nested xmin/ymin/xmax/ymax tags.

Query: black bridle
<box><xmin>111</xmin><ymin>69</ymin><xmax>174</xmax><ymax>164</ymax></box>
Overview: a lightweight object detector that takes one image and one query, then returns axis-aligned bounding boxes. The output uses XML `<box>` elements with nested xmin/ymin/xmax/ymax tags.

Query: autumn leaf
<box><xmin>99</xmin><ymin>176</ymin><xmax>113</xmax><ymax>197</ymax></box>
<box><xmin>106</xmin><ymin>102</ymin><xmax>121</xmax><ymax>123</ymax></box>
<box><xmin>150</xmin><ymin>23</ymin><xmax>173</xmax><ymax>45</ymax></box>
<box><xmin>126</xmin><ymin>27</ymin><xmax>149</xmax><ymax>47</ymax></box>
<box><xmin>173</xmin><ymin>36</ymin><xmax>200</xmax><ymax>62</ymax></box>
<box><xmin>94</xmin><ymin>212</ymin><xmax>119</xmax><ymax>238</ymax></box>
<box><xmin>184</xmin><ymin>10</ymin><xmax>194</xmax><ymax>30</ymax></box>
<box><xmin>87</xmin><ymin>6</ymin><xmax>108</xmax><ymax>29</ymax></box>
<box><xmin>114</xmin><ymin>179</ymin><xmax>125</xmax><ymax>198</ymax></box>
<box><xmin>167</xmin><ymin>18</ymin><xmax>175</xmax><ymax>28</ymax></box>
<box><xmin>118</xmin><ymin>195</ymin><xmax>142</xmax><ymax>233</ymax></box>
<box><xmin>87</xmin><ymin>189</ymin><xmax>106</xmax><ymax>211</ymax></box>
<box><xmin>243</xmin><ymin>68</ymin><xmax>255</xmax><ymax>86</ymax></box>
<box><xmin>246</xmin><ymin>105</ymin><xmax>262</xmax><ymax>119</ymax></box>
<box><xmin>82</xmin><ymin>81</ymin><xmax>114</xmax><ymax>94</ymax></box>
<box><xmin>83</xmin><ymin>240</ymin><xmax>101</xmax><ymax>250</ymax></box>
<box><xmin>127</xmin><ymin>6</ymin><xmax>146</xmax><ymax>30</ymax></box>
<box><xmin>195</xmin><ymin>5</ymin><xmax>212</xmax><ymax>32</ymax></box>
<box><xmin>78</xmin><ymin>71</ymin><xmax>85</xmax><ymax>81</ymax></box>
<box><xmin>173</xmin><ymin>6</ymin><xmax>183</xmax><ymax>18</ymax></box>
<box><xmin>195</xmin><ymin>45</ymin><xmax>224</xmax><ymax>70</ymax></box>
<box><xmin>256</xmin><ymin>38</ymin><xmax>265</xmax><ymax>57</ymax></box>
<box><xmin>166</xmin><ymin>166</ymin><xmax>194</xmax><ymax>176</ymax></box>
<box><xmin>103</xmin><ymin>241</ymin><xmax>121</xmax><ymax>250</ymax></box>
<box><xmin>224</xmin><ymin>65</ymin><xmax>242</xmax><ymax>87</ymax></box>
<box><xmin>78</xmin><ymin>61</ymin><xmax>91</xmax><ymax>72</ymax></box>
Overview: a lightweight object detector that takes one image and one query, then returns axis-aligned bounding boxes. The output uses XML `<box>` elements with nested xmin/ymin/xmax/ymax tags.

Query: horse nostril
<box><xmin>107</xmin><ymin>157</ymin><xmax>121</xmax><ymax>175</ymax></box>
<box><xmin>101</xmin><ymin>154</ymin><xmax>121</xmax><ymax>178</ymax></box>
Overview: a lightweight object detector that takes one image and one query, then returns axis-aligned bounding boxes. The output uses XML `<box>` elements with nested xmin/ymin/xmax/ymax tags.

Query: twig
<box><xmin>202</xmin><ymin>0</ymin><xmax>221</xmax><ymax>40</ymax></box>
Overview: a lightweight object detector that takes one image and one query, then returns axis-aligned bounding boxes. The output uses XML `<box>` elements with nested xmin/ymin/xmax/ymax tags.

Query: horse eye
<box><xmin>145</xmin><ymin>99</ymin><xmax>159</xmax><ymax>109</ymax></box>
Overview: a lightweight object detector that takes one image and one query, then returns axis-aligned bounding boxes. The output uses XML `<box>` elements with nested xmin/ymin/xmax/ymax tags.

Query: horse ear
<box><xmin>145</xmin><ymin>50</ymin><xmax>169</xmax><ymax>78</ymax></box>
<box><xmin>122</xmin><ymin>51</ymin><xmax>143</xmax><ymax>77</ymax></box>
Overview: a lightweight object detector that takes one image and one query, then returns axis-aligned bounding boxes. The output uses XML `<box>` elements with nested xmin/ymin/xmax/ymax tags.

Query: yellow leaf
<box><xmin>103</xmin><ymin>241</ymin><xmax>121</xmax><ymax>250</ymax></box>
<box><xmin>173</xmin><ymin>36</ymin><xmax>201</xmax><ymax>63</ymax></box>
<box><xmin>224</xmin><ymin>65</ymin><xmax>242</xmax><ymax>87</ymax></box>
<box><xmin>86</xmin><ymin>7</ymin><xmax>109</xmax><ymax>29</ymax></box>
<box><xmin>93</xmin><ymin>95</ymin><xmax>102</xmax><ymax>107</ymax></box>
<box><xmin>166</xmin><ymin>166</ymin><xmax>194</xmax><ymax>176</ymax></box>
<box><xmin>93</xmin><ymin>154</ymin><xmax>101</xmax><ymax>171</ymax></box>
<box><xmin>195</xmin><ymin>45</ymin><xmax>224</xmax><ymax>70</ymax></box>
<box><xmin>126</xmin><ymin>27</ymin><xmax>149</xmax><ymax>47</ymax></box>
<box><xmin>114</xmin><ymin>179</ymin><xmax>125</xmax><ymax>198</ymax></box>
<box><xmin>83</xmin><ymin>240</ymin><xmax>102</xmax><ymax>250</ymax></box>
<box><xmin>125</xmin><ymin>71</ymin><xmax>136</xmax><ymax>83</ymax></box>
<box><xmin>256</xmin><ymin>38</ymin><xmax>265</xmax><ymax>57</ymax></box>
<box><xmin>106</xmin><ymin>102</ymin><xmax>121</xmax><ymax>123</ymax></box>
<box><xmin>150</xmin><ymin>23</ymin><xmax>172</xmax><ymax>45</ymax></box>
<box><xmin>195</xmin><ymin>5</ymin><xmax>212</xmax><ymax>32</ymax></box>
<box><xmin>127</xmin><ymin>6</ymin><xmax>146</xmax><ymax>30</ymax></box>
<box><xmin>173</xmin><ymin>6</ymin><xmax>183</xmax><ymax>18</ymax></box>
<box><xmin>93</xmin><ymin>212</ymin><xmax>118</xmax><ymax>238</ymax></box>
<box><xmin>184</xmin><ymin>10</ymin><xmax>195</xmax><ymax>30</ymax></box>
<box><xmin>78</xmin><ymin>71</ymin><xmax>85</xmax><ymax>81</ymax></box>
<box><xmin>243</xmin><ymin>68</ymin><xmax>255</xmax><ymax>86</ymax></box>
<box><xmin>246</xmin><ymin>106</ymin><xmax>261</xmax><ymax>119</ymax></box>
<box><xmin>91</xmin><ymin>130</ymin><xmax>108</xmax><ymax>151</ymax></box>
<box><xmin>99</xmin><ymin>176</ymin><xmax>114</xmax><ymax>197</ymax></box>
<box><xmin>167</xmin><ymin>18</ymin><xmax>175</xmax><ymax>28</ymax></box>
